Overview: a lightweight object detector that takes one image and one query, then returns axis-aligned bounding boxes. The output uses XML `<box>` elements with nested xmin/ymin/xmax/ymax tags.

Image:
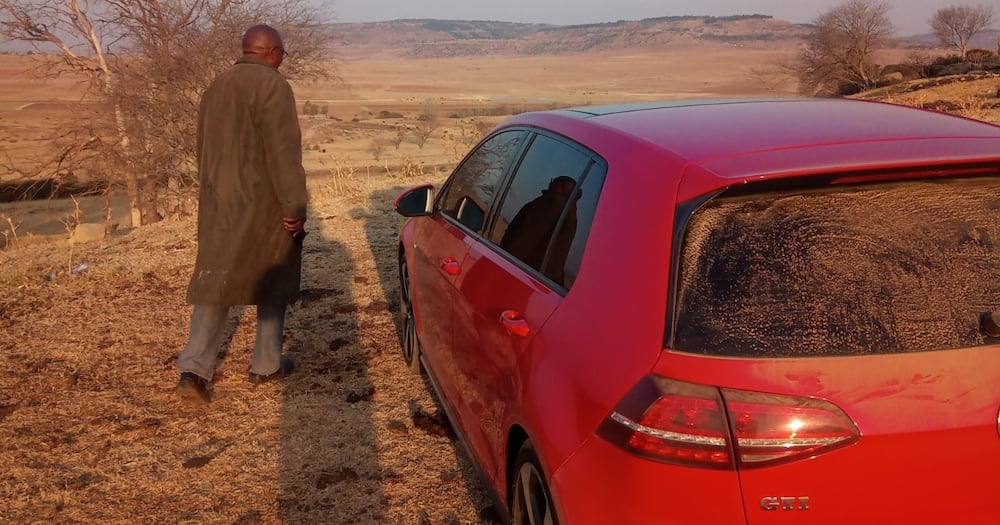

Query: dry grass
<box><xmin>0</xmin><ymin>172</ymin><xmax>496</xmax><ymax>525</ymax></box>
<box><xmin>854</xmin><ymin>73</ymin><xmax>1000</xmax><ymax>124</ymax></box>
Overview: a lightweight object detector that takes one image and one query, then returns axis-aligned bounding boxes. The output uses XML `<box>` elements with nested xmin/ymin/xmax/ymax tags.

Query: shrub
<box><xmin>966</xmin><ymin>48</ymin><xmax>994</xmax><ymax>64</ymax></box>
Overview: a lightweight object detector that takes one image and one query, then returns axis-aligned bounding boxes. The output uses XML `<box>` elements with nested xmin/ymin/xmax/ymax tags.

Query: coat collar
<box><xmin>235</xmin><ymin>56</ymin><xmax>275</xmax><ymax>69</ymax></box>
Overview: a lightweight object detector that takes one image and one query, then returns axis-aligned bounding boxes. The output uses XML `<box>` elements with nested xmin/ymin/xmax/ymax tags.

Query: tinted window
<box><xmin>491</xmin><ymin>133</ymin><xmax>606</xmax><ymax>289</ymax></box>
<box><xmin>439</xmin><ymin>130</ymin><xmax>524</xmax><ymax>232</ymax></box>
<box><xmin>674</xmin><ymin>176</ymin><xmax>1000</xmax><ymax>357</ymax></box>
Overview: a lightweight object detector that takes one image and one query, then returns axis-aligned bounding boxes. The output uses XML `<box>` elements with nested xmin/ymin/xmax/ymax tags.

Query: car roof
<box><xmin>504</xmin><ymin>98</ymin><xmax>1000</xmax><ymax>182</ymax></box>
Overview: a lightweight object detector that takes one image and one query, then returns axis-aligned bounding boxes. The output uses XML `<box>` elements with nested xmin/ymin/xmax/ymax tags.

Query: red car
<box><xmin>393</xmin><ymin>98</ymin><xmax>1000</xmax><ymax>524</ymax></box>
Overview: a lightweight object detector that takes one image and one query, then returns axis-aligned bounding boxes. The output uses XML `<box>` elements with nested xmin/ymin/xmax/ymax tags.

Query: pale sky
<box><xmin>328</xmin><ymin>0</ymin><xmax>978</xmax><ymax>36</ymax></box>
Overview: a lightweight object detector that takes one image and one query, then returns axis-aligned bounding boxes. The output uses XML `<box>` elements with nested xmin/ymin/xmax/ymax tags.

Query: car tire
<box><xmin>398</xmin><ymin>252</ymin><xmax>421</xmax><ymax>373</ymax></box>
<box><xmin>510</xmin><ymin>440</ymin><xmax>559</xmax><ymax>525</ymax></box>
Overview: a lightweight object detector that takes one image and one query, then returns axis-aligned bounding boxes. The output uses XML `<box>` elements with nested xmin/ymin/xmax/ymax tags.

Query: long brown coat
<box><xmin>187</xmin><ymin>57</ymin><xmax>308</xmax><ymax>306</ymax></box>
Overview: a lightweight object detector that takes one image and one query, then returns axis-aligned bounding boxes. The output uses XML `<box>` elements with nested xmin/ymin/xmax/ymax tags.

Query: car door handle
<box><xmin>500</xmin><ymin>310</ymin><xmax>530</xmax><ymax>337</ymax></box>
<box><xmin>440</xmin><ymin>257</ymin><xmax>460</xmax><ymax>276</ymax></box>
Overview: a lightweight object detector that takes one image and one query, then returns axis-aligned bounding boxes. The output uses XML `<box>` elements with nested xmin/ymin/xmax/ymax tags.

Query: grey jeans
<box><xmin>178</xmin><ymin>304</ymin><xmax>286</xmax><ymax>380</ymax></box>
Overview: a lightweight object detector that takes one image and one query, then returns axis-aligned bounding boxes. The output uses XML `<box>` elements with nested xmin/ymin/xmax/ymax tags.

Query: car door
<box><xmin>411</xmin><ymin>130</ymin><xmax>526</xmax><ymax>412</ymax></box>
<box><xmin>450</xmin><ymin>132</ymin><xmax>606</xmax><ymax>484</ymax></box>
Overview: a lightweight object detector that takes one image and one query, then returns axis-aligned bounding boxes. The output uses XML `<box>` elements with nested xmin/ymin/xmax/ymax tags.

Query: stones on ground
<box><xmin>440</xmin><ymin>468</ymin><xmax>458</xmax><ymax>481</ymax></box>
<box><xmin>0</xmin><ymin>403</ymin><xmax>17</xmax><ymax>422</ymax></box>
<box><xmin>315</xmin><ymin>467</ymin><xmax>359</xmax><ymax>489</ymax></box>
<box><xmin>346</xmin><ymin>384</ymin><xmax>375</xmax><ymax>403</ymax></box>
<box><xmin>386</xmin><ymin>419</ymin><xmax>409</xmax><ymax>435</ymax></box>
<box><xmin>411</xmin><ymin>407</ymin><xmax>454</xmax><ymax>439</ymax></box>
<box><xmin>182</xmin><ymin>455</ymin><xmax>214</xmax><ymax>468</ymax></box>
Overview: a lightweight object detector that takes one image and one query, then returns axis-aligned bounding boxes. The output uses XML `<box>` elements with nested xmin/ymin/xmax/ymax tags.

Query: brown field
<box><xmin>2</xmin><ymin>43</ymin><xmax>999</xmax><ymax>524</ymax></box>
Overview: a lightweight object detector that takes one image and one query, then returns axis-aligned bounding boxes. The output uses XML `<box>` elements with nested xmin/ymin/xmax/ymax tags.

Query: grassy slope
<box><xmin>0</xmin><ymin>177</ymin><xmax>498</xmax><ymax>524</ymax></box>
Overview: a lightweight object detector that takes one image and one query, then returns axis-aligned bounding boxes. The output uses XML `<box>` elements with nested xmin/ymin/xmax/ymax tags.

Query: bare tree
<box><xmin>413</xmin><ymin>98</ymin><xmax>440</xmax><ymax>149</ymax></box>
<box><xmin>797</xmin><ymin>0</ymin><xmax>895</xmax><ymax>96</ymax></box>
<box><xmin>413</xmin><ymin>122</ymin><xmax>439</xmax><ymax>149</ymax></box>
<box><xmin>930</xmin><ymin>4</ymin><xmax>995</xmax><ymax>60</ymax></box>
<box><xmin>0</xmin><ymin>0</ymin><xmax>333</xmax><ymax>225</ymax></box>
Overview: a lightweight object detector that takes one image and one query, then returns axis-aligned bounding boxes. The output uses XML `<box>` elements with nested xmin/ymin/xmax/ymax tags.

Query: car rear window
<box><xmin>673</xmin><ymin>175</ymin><xmax>1000</xmax><ymax>357</ymax></box>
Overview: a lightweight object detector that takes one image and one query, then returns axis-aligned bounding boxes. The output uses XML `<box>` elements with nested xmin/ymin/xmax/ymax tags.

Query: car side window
<box><xmin>438</xmin><ymin>130</ymin><xmax>524</xmax><ymax>232</ymax></box>
<box><xmin>491</xmin><ymin>133</ymin><xmax>606</xmax><ymax>290</ymax></box>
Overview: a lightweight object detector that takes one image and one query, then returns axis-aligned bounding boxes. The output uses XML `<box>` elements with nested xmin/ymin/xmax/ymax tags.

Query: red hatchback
<box><xmin>393</xmin><ymin>98</ymin><xmax>1000</xmax><ymax>524</ymax></box>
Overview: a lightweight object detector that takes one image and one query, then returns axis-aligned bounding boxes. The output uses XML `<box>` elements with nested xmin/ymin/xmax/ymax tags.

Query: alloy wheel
<box><xmin>511</xmin><ymin>444</ymin><xmax>557</xmax><ymax>525</ymax></box>
<box><xmin>398</xmin><ymin>256</ymin><xmax>420</xmax><ymax>372</ymax></box>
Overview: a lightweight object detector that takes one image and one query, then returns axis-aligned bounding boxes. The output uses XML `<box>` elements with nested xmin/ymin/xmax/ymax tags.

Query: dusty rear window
<box><xmin>673</xmin><ymin>176</ymin><xmax>1000</xmax><ymax>357</ymax></box>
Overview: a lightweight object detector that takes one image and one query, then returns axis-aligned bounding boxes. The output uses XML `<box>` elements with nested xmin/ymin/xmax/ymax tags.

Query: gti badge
<box><xmin>760</xmin><ymin>496</ymin><xmax>810</xmax><ymax>511</ymax></box>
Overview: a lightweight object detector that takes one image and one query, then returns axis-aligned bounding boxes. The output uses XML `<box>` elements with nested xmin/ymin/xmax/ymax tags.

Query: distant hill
<box><xmin>332</xmin><ymin>15</ymin><xmax>815</xmax><ymax>59</ymax></box>
<box><xmin>905</xmin><ymin>29</ymin><xmax>1000</xmax><ymax>51</ymax></box>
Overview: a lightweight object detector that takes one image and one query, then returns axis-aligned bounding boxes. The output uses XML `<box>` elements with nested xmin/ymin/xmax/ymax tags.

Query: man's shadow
<box><xmin>272</xmin><ymin>202</ymin><xmax>385</xmax><ymax>523</ymax></box>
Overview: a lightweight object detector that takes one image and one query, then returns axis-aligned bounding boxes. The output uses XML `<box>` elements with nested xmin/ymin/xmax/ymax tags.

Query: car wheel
<box><xmin>510</xmin><ymin>441</ymin><xmax>559</xmax><ymax>525</ymax></box>
<box><xmin>398</xmin><ymin>252</ymin><xmax>421</xmax><ymax>373</ymax></box>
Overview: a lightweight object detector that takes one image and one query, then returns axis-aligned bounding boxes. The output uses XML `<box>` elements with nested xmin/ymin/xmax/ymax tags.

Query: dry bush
<box><xmin>0</xmin><ymin>212</ymin><xmax>21</xmax><ymax>249</ymax></box>
<box><xmin>473</xmin><ymin>119</ymin><xmax>495</xmax><ymax>137</ymax></box>
<box><xmin>417</xmin><ymin>98</ymin><xmax>441</xmax><ymax>122</ymax></box>
<box><xmin>316</xmin><ymin>156</ymin><xmax>362</xmax><ymax>197</ymax></box>
<box><xmin>966</xmin><ymin>48</ymin><xmax>995</xmax><ymax>65</ymax></box>
<box><xmin>391</xmin><ymin>128</ymin><xmax>408</xmax><ymax>150</ymax></box>
<box><xmin>368</xmin><ymin>137</ymin><xmax>396</xmax><ymax>161</ymax></box>
<box><xmin>902</xmin><ymin>51</ymin><xmax>934</xmax><ymax>79</ymax></box>
<box><xmin>385</xmin><ymin>156</ymin><xmax>433</xmax><ymax>181</ymax></box>
<box><xmin>953</xmin><ymin>92</ymin><xmax>994</xmax><ymax>121</ymax></box>
<box><xmin>59</xmin><ymin>195</ymin><xmax>82</xmax><ymax>272</ymax></box>
<box><xmin>440</xmin><ymin>124</ymin><xmax>482</xmax><ymax>162</ymax></box>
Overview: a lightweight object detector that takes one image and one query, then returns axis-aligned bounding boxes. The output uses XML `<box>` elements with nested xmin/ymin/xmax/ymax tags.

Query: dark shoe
<box><xmin>981</xmin><ymin>312</ymin><xmax>1000</xmax><ymax>338</ymax></box>
<box><xmin>248</xmin><ymin>357</ymin><xmax>294</xmax><ymax>384</ymax></box>
<box><xmin>177</xmin><ymin>372</ymin><xmax>211</xmax><ymax>404</ymax></box>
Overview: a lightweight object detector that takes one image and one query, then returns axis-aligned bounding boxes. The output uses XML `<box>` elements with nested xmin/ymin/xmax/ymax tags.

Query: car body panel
<box><xmin>676</xmin><ymin>138</ymin><xmax>1000</xmax><ymax>201</ymax></box>
<box><xmin>396</xmin><ymin>98</ymin><xmax>1000</xmax><ymax>524</ymax></box>
<box><xmin>656</xmin><ymin>346</ymin><xmax>1000</xmax><ymax>523</ymax></box>
<box><xmin>403</xmin><ymin>215</ymin><xmax>469</xmax><ymax>396</ymax></box>
<box><xmin>567</xmin><ymin>98</ymin><xmax>1000</xmax><ymax>161</ymax></box>
<box><xmin>450</xmin><ymin>239</ymin><xmax>563</xmax><ymax>487</ymax></box>
<box><xmin>552</xmin><ymin>435</ymin><xmax>747</xmax><ymax>524</ymax></box>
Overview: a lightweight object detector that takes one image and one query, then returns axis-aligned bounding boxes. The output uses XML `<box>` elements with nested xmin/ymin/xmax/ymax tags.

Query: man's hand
<box><xmin>283</xmin><ymin>216</ymin><xmax>305</xmax><ymax>234</ymax></box>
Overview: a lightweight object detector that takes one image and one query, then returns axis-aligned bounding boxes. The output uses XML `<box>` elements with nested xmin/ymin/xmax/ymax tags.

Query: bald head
<box><xmin>242</xmin><ymin>24</ymin><xmax>286</xmax><ymax>68</ymax></box>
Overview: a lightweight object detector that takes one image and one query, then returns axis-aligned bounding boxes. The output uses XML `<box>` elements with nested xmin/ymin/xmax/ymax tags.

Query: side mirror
<box><xmin>394</xmin><ymin>184</ymin><xmax>434</xmax><ymax>217</ymax></box>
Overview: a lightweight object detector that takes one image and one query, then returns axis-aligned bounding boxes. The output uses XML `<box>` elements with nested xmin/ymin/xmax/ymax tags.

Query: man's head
<box><xmin>242</xmin><ymin>24</ymin><xmax>286</xmax><ymax>69</ymax></box>
<box><xmin>548</xmin><ymin>176</ymin><xmax>577</xmax><ymax>196</ymax></box>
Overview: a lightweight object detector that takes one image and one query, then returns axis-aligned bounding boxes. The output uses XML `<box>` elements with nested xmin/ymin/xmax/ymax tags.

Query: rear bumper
<box><xmin>550</xmin><ymin>435</ymin><xmax>747</xmax><ymax>524</ymax></box>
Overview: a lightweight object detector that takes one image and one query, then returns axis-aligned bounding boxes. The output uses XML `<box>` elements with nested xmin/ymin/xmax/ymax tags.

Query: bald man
<box><xmin>177</xmin><ymin>24</ymin><xmax>308</xmax><ymax>404</ymax></box>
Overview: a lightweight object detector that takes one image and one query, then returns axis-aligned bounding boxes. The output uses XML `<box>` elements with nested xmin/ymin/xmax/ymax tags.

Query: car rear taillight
<box><xmin>597</xmin><ymin>376</ymin><xmax>860</xmax><ymax>469</ymax></box>
<box><xmin>722</xmin><ymin>389</ymin><xmax>860</xmax><ymax>465</ymax></box>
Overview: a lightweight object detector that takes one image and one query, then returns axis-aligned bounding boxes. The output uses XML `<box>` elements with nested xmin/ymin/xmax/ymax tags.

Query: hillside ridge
<box><xmin>332</xmin><ymin>14</ymin><xmax>813</xmax><ymax>59</ymax></box>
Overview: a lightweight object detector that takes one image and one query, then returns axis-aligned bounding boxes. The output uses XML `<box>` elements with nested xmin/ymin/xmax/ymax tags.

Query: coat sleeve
<box><xmin>257</xmin><ymin>75</ymin><xmax>308</xmax><ymax>219</ymax></box>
